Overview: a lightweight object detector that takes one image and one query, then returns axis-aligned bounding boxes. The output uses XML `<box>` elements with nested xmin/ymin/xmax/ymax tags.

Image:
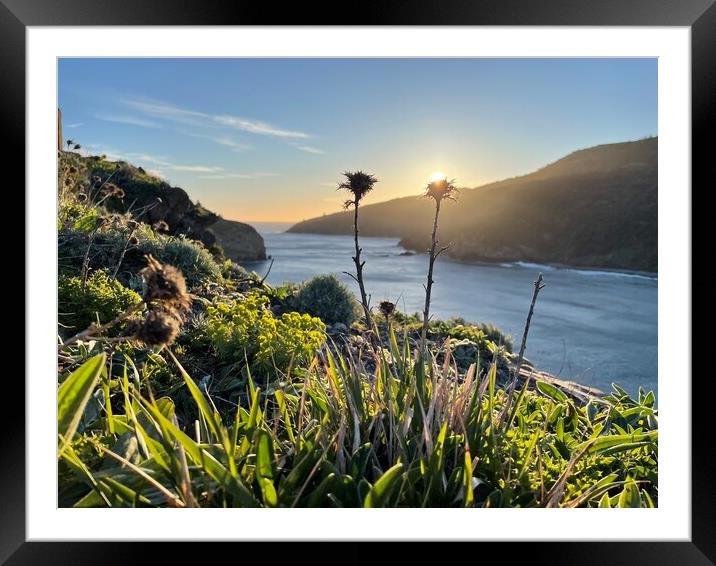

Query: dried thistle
<box><xmin>95</xmin><ymin>216</ymin><xmax>111</xmax><ymax>230</ymax></box>
<box><xmin>152</xmin><ymin>220</ymin><xmax>170</xmax><ymax>233</ymax></box>
<box><xmin>420</xmin><ymin>174</ymin><xmax>458</xmax><ymax>351</ymax></box>
<box><xmin>136</xmin><ymin>309</ymin><xmax>181</xmax><ymax>346</ymax></box>
<box><xmin>337</xmin><ymin>170</ymin><xmax>378</xmax><ymax>330</ymax></box>
<box><xmin>101</xmin><ymin>183</ymin><xmax>125</xmax><ymax>199</ymax></box>
<box><xmin>338</xmin><ymin>171</ymin><xmax>378</xmax><ymax>207</ymax></box>
<box><xmin>139</xmin><ymin>255</ymin><xmax>191</xmax><ymax>312</ymax></box>
<box><xmin>425</xmin><ymin>177</ymin><xmax>458</xmax><ymax>203</ymax></box>
<box><xmin>378</xmin><ymin>300</ymin><xmax>396</xmax><ymax>318</ymax></box>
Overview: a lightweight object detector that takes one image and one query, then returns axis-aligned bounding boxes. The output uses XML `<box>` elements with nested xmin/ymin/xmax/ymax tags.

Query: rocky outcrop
<box><xmin>88</xmin><ymin>158</ymin><xmax>266</xmax><ymax>261</ymax></box>
<box><xmin>206</xmin><ymin>218</ymin><xmax>267</xmax><ymax>262</ymax></box>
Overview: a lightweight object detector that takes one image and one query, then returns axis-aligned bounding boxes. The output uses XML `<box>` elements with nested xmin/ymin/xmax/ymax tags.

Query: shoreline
<box><xmin>273</xmin><ymin>229</ymin><xmax>658</xmax><ymax>279</ymax></box>
<box><xmin>450</xmin><ymin>257</ymin><xmax>658</xmax><ymax>279</ymax></box>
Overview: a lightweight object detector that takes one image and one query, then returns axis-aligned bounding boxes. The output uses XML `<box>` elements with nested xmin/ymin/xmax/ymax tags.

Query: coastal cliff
<box><xmin>206</xmin><ymin>218</ymin><xmax>266</xmax><ymax>262</ymax></box>
<box><xmin>288</xmin><ymin>138</ymin><xmax>658</xmax><ymax>273</ymax></box>
<box><xmin>83</xmin><ymin>155</ymin><xmax>266</xmax><ymax>261</ymax></box>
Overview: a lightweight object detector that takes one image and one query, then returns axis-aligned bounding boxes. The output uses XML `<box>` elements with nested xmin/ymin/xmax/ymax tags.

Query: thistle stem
<box><xmin>58</xmin><ymin>301</ymin><xmax>145</xmax><ymax>352</ymax></box>
<box><xmin>352</xmin><ymin>198</ymin><xmax>373</xmax><ymax>329</ymax></box>
<box><xmin>111</xmin><ymin>226</ymin><xmax>136</xmax><ymax>281</ymax></box>
<box><xmin>420</xmin><ymin>199</ymin><xmax>442</xmax><ymax>351</ymax></box>
<box><xmin>499</xmin><ymin>272</ymin><xmax>546</xmax><ymax>428</ymax></box>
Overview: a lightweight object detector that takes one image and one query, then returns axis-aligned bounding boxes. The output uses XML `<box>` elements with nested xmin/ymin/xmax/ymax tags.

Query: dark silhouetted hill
<box><xmin>288</xmin><ymin>138</ymin><xmax>657</xmax><ymax>272</ymax></box>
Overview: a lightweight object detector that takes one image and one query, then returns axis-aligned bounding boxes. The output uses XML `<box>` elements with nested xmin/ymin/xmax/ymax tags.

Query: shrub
<box><xmin>221</xmin><ymin>259</ymin><xmax>249</xmax><ymax>280</ymax></box>
<box><xmin>59</xmin><ymin>222</ymin><xmax>221</xmax><ymax>288</ymax></box>
<box><xmin>428</xmin><ymin>318</ymin><xmax>514</xmax><ymax>353</ymax></box>
<box><xmin>58</xmin><ymin>269</ymin><xmax>142</xmax><ymax>334</ymax></box>
<box><xmin>203</xmin><ymin>293</ymin><xmax>326</xmax><ymax>373</ymax></box>
<box><xmin>291</xmin><ymin>274</ymin><xmax>359</xmax><ymax>325</ymax></box>
<box><xmin>58</xmin><ymin>202</ymin><xmax>100</xmax><ymax>234</ymax></box>
<box><xmin>138</xmin><ymin>235</ymin><xmax>220</xmax><ymax>288</ymax></box>
<box><xmin>475</xmin><ymin>322</ymin><xmax>514</xmax><ymax>352</ymax></box>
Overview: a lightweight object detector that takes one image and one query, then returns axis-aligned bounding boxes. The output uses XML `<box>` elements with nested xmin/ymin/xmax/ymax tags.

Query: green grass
<box><xmin>56</xmin><ymin>149</ymin><xmax>658</xmax><ymax>509</ymax></box>
<box><xmin>57</xmin><ymin>332</ymin><xmax>657</xmax><ymax>508</ymax></box>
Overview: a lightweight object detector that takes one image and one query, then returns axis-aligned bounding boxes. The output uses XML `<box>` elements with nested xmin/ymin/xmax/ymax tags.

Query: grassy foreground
<box><xmin>57</xmin><ymin>151</ymin><xmax>658</xmax><ymax>508</ymax></box>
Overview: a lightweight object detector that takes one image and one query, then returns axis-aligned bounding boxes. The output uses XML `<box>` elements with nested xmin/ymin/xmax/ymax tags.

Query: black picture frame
<box><xmin>4</xmin><ymin>1</ymin><xmax>709</xmax><ymax>563</ymax></box>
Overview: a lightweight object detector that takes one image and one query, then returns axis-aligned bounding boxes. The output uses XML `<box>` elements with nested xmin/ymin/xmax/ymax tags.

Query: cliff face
<box><xmin>289</xmin><ymin>138</ymin><xmax>658</xmax><ymax>273</ymax></box>
<box><xmin>86</xmin><ymin>156</ymin><xmax>266</xmax><ymax>261</ymax></box>
<box><xmin>206</xmin><ymin>218</ymin><xmax>267</xmax><ymax>262</ymax></box>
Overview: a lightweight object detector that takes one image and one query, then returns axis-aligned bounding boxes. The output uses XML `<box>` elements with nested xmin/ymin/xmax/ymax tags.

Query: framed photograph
<box><xmin>7</xmin><ymin>0</ymin><xmax>709</xmax><ymax>562</ymax></box>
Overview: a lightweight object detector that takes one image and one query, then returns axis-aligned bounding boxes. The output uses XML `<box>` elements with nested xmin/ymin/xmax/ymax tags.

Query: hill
<box><xmin>77</xmin><ymin>153</ymin><xmax>266</xmax><ymax>262</ymax></box>
<box><xmin>288</xmin><ymin>138</ymin><xmax>658</xmax><ymax>272</ymax></box>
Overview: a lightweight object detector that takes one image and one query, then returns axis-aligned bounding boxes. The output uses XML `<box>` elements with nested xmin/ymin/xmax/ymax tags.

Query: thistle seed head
<box><xmin>425</xmin><ymin>178</ymin><xmax>458</xmax><ymax>203</ymax></box>
<box><xmin>379</xmin><ymin>300</ymin><xmax>396</xmax><ymax>318</ymax></box>
<box><xmin>136</xmin><ymin>308</ymin><xmax>181</xmax><ymax>346</ymax></box>
<box><xmin>139</xmin><ymin>255</ymin><xmax>191</xmax><ymax>312</ymax></box>
<box><xmin>338</xmin><ymin>170</ymin><xmax>378</xmax><ymax>206</ymax></box>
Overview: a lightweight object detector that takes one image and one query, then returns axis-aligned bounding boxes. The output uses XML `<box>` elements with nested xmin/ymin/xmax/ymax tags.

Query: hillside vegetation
<box><xmin>56</xmin><ymin>149</ymin><xmax>658</xmax><ymax>509</ymax></box>
<box><xmin>289</xmin><ymin>138</ymin><xmax>658</xmax><ymax>272</ymax></box>
<box><xmin>69</xmin><ymin>151</ymin><xmax>266</xmax><ymax>262</ymax></box>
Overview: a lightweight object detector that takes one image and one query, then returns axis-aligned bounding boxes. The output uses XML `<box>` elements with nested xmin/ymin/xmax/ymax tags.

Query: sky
<box><xmin>58</xmin><ymin>58</ymin><xmax>657</xmax><ymax>223</ymax></box>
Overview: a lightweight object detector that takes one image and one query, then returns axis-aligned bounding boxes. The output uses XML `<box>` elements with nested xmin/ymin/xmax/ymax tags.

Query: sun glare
<box><xmin>428</xmin><ymin>171</ymin><xmax>447</xmax><ymax>183</ymax></box>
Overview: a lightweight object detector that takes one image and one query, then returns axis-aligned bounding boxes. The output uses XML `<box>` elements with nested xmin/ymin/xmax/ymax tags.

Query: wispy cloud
<box><xmin>214</xmin><ymin>115</ymin><xmax>309</xmax><ymax>139</ymax></box>
<box><xmin>293</xmin><ymin>145</ymin><xmax>325</xmax><ymax>154</ymax></box>
<box><xmin>83</xmin><ymin>144</ymin><xmax>225</xmax><ymax>177</ymax></box>
<box><xmin>179</xmin><ymin>131</ymin><xmax>252</xmax><ymax>152</ymax></box>
<box><xmin>121</xmin><ymin>97</ymin><xmax>311</xmax><ymax>139</ymax></box>
<box><xmin>124</xmin><ymin>152</ymin><xmax>172</xmax><ymax>166</ymax></box>
<box><xmin>96</xmin><ymin>113</ymin><xmax>161</xmax><ymax>129</ymax></box>
<box><xmin>122</xmin><ymin>99</ymin><xmax>205</xmax><ymax>124</ymax></box>
<box><xmin>170</xmin><ymin>165</ymin><xmax>224</xmax><ymax>173</ymax></box>
<box><xmin>199</xmin><ymin>172</ymin><xmax>278</xmax><ymax>180</ymax></box>
<box><xmin>65</xmin><ymin>122</ymin><xmax>83</xmax><ymax>128</ymax></box>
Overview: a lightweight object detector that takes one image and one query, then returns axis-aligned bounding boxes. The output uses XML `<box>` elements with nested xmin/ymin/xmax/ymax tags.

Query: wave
<box><xmin>566</xmin><ymin>268</ymin><xmax>657</xmax><ymax>281</ymax></box>
<box><xmin>501</xmin><ymin>261</ymin><xmax>657</xmax><ymax>280</ymax></box>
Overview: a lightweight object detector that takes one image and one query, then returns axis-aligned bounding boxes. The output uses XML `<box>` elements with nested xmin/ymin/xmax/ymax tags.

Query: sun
<box><xmin>428</xmin><ymin>171</ymin><xmax>447</xmax><ymax>183</ymax></box>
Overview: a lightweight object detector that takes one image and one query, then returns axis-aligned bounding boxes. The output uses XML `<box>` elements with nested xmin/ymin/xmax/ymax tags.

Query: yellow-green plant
<box><xmin>204</xmin><ymin>293</ymin><xmax>326</xmax><ymax>373</ymax></box>
<box><xmin>58</xmin><ymin>269</ymin><xmax>142</xmax><ymax>334</ymax></box>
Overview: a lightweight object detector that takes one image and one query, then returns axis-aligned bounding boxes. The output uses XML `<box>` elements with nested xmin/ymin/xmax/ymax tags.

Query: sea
<box><xmin>239</xmin><ymin>222</ymin><xmax>658</xmax><ymax>396</ymax></box>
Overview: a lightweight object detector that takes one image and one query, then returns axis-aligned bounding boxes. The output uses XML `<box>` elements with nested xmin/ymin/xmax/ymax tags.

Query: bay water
<box><xmin>240</xmin><ymin>222</ymin><xmax>658</xmax><ymax>396</ymax></box>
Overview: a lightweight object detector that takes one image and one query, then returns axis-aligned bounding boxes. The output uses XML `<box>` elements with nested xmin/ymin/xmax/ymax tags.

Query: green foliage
<box><xmin>55</xmin><ymin>148</ymin><xmax>657</xmax><ymax>510</ymax></box>
<box><xmin>138</xmin><ymin>235</ymin><xmax>220</xmax><ymax>287</ymax></box>
<box><xmin>263</xmin><ymin>282</ymin><xmax>300</xmax><ymax>309</ymax></box>
<box><xmin>59</xmin><ymin>222</ymin><xmax>221</xmax><ymax>288</ymax></box>
<box><xmin>58</xmin><ymin>202</ymin><xmax>100</xmax><ymax>234</ymax></box>
<box><xmin>58</xmin><ymin>270</ymin><xmax>141</xmax><ymax>334</ymax></box>
<box><xmin>474</xmin><ymin>322</ymin><xmax>514</xmax><ymax>352</ymax></box>
<box><xmin>431</xmin><ymin>318</ymin><xmax>514</xmax><ymax>352</ymax></box>
<box><xmin>202</xmin><ymin>293</ymin><xmax>326</xmax><ymax>374</ymax></box>
<box><xmin>56</xmin><ymin>345</ymin><xmax>658</xmax><ymax>509</ymax></box>
<box><xmin>57</xmin><ymin>353</ymin><xmax>106</xmax><ymax>455</ymax></box>
<box><xmin>291</xmin><ymin>274</ymin><xmax>359</xmax><ymax>325</ymax></box>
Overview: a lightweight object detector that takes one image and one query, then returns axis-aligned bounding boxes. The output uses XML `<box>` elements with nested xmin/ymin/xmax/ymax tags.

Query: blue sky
<box><xmin>58</xmin><ymin>58</ymin><xmax>657</xmax><ymax>222</ymax></box>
